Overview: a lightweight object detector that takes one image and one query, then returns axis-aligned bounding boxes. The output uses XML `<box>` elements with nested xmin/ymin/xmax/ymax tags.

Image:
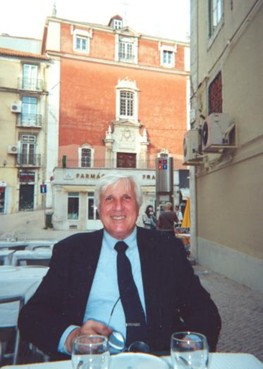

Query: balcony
<box><xmin>58</xmin><ymin>158</ymin><xmax>156</xmax><ymax>170</ymax></box>
<box><xmin>16</xmin><ymin>154</ymin><xmax>41</xmax><ymax>167</ymax></box>
<box><xmin>17</xmin><ymin>114</ymin><xmax>42</xmax><ymax>128</ymax></box>
<box><xmin>18</xmin><ymin>78</ymin><xmax>45</xmax><ymax>92</ymax></box>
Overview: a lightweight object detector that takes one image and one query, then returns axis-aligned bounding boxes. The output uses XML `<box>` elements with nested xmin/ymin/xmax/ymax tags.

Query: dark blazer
<box><xmin>18</xmin><ymin>227</ymin><xmax>221</xmax><ymax>360</ymax></box>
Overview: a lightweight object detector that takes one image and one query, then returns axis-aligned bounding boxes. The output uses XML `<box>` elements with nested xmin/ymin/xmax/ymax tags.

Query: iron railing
<box><xmin>18</xmin><ymin>78</ymin><xmax>45</xmax><ymax>91</ymax></box>
<box><xmin>58</xmin><ymin>158</ymin><xmax>157</xmax><ymax>170</ymax></box>
<box><xmin>16</xmin><ymin>154</ymin><xmax>41</xmax><ymax>167</ymax></box>
<box><xmin>17</xmin><ymin>114</ymin><xmax>42</xmax><ymax>128</ymax></box>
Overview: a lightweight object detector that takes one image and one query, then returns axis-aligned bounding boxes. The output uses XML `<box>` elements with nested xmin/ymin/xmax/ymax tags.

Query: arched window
<box><xmin>116</xmin><ymin>78</ymin><xmax>139</xmax><ymax>122</ymax></box>
<box><xmin>78</xmin><ymin>145</ymin><xmax>94</xmax><ymax>167</ymax></box>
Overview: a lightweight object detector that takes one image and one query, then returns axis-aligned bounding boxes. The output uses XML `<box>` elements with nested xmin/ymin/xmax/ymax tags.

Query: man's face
<box><xmin>98</xmin><ymin>179</ymin><xmax>139</xmax><ymax>240</ymax></box>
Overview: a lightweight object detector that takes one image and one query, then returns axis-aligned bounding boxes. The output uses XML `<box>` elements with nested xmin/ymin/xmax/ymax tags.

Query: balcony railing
<box><xmin>18</xmin><ymin>78</ymin><xmax>45</xmax><ymax>91</ymax></box>
<box><xmin>17</xmin><ymin>114</ymin><xmax>42</xmax><ymax>128</ymax></box>
<box><xmin>58</xmin><ymin>158</ymin><xmax>156</xmax><ymax>170</ymax></box>
<box><xmin>16</xmin><ymin>154</ymin><xmax>41</xmax><ymax>167</ymax></box>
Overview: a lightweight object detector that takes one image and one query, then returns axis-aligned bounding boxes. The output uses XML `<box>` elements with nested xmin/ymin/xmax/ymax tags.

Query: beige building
<box><xmin>0</xmin><ymin>42</ymin><xmax>50</xmax><ymax>214</ymax></box>
<box><xmin>187</xmin><ymin>0</ymin><xmax>263</xmax><ymax>292</ymax></box>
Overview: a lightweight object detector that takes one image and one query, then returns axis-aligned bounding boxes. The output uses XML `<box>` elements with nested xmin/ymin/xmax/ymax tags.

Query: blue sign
<box><xmin>40</xmin><ymin>184</ymin><xmax>47</xmax><ymax>194</ymax></box>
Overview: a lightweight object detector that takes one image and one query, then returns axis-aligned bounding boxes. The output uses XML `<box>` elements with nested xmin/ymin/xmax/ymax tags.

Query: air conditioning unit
<box><xmin>11</xmin><ymin>102</ymin><xmax>22</xmax><ymax>113</ymax></box>
<box><xmin>7</xmin><ymin>145</ymin><xmax>19</xmax><ymax>154</ymax></box>
<box><xmin>183</xmin><ymin>128</ymin><xmax>203</xmax><ymax>165</ymax></box>
<box><xmin>202</xmin><ymin>113</ymin><xmax>234</xmax><ymax>152</ymax></box>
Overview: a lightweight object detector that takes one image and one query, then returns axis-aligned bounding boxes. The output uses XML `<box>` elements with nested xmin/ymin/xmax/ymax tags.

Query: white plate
<box><xmin>110</xmin><ymin>353</ymin><xmax>169</xmax><ymax>369</ymax></box>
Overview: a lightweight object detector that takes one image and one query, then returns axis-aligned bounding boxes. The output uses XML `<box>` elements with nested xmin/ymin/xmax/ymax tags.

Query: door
<box><xmin>22</xmin><ymin>64</ymin><xmax>38</xmax><ymax>90</ymax></box>
<box><xmin>117</xmin><ymin>153</ymin><xmax>136</xmax><ymax>168</ymax></box>
<box><xmin>86</xmin><ymin>192</ymin><xmax>102</xmax><ymax>230</ymax></box>
<box><xmin>22</xmin><ymin>97</ymin><xmax>37</xmax><ymax>125</ymax></box>
<box><xmin>19</xmin><ymin>185</ymin><xmax>34</xmax><ymax>211</ymax></box>
<box><xmin>21</xmin><ymin>135</ymin><xmax>36</xmax><ymax>165</ymax></box>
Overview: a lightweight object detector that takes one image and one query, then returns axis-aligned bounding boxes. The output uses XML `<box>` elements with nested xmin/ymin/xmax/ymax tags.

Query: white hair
<box><xmin>94</xmin><ymin>172</ymin><xmax>142</xmax><ymax>209</ymax></box>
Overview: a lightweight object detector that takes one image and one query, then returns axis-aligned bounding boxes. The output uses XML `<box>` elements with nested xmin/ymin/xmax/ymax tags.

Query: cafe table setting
<box><xmin>0</xmin><ymin>265</ymin><xmax>49</xmax><ymax>327</ymax></box>
<box><xmin>2</xmin><ymin>331</ymin><xmax>262</xmax><ymax>369</ymax></box>
<box><xmin>11</xmin><ymin>249</ymin><xmax>52</xmax><ymax>266</ymax></box>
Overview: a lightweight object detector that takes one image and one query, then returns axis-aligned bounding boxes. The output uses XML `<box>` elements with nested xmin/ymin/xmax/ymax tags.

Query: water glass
<box><xmin>171</xmin><ymin>332</ymin><xmax>209</xmax><ymax>369</ymax></box>
<box><xmin>72</xmin><ymin>335</ymin><xmax>110</xmax><ymax>369</ymax></box>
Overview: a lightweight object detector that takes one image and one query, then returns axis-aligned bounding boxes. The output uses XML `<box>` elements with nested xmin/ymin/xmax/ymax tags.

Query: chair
<box><xmin>31</xmin><ymin>245</ymin><xmax>52</xmax><ymax>251</ymax></box>
<box><xmin>0</xmin><ymin>295</ymin><xmax>24</xmax><ymax>365</ymax></box>
<box><xmin>17</xmin><ymin>259</ymin><xmax>50</xmax><ymax>267</ymax></box>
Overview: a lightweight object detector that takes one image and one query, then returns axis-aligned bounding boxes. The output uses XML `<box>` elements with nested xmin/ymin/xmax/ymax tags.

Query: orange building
<box><xmin>42</xmin><ymin>15</ymin><xmax>190</xmax><ymax>230</ymax></box>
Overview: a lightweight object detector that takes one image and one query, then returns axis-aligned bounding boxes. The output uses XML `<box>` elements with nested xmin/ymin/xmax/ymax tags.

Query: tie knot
<box><xmin>115</xmin><ymin>241</ymin><xmax>128</xmax><ymax>253</ymax></box>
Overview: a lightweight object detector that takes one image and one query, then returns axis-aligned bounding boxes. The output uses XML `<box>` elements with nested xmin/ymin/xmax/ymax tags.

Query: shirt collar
<box><xmin>103</xmin><ymin>227</ymin><xmax>137</xmax><ymax>250</ymax></box>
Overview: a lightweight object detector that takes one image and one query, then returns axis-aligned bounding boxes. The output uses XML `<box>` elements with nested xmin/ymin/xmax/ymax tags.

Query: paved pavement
<box><xmin>1</xmin><ymin>210</ymin><xmax>263</xmax><ymax>363</ymax></box>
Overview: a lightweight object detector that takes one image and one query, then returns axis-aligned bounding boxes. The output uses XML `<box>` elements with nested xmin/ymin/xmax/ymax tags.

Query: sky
<box><xmin>0</xmin><ymin>0</ymin><xmax>190</xmax><ymax>42</ymax></box>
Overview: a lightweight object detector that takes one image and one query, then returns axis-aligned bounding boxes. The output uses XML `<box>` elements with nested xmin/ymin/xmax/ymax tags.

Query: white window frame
<box><xmin>115</xmin><ymin>35</ymin><xmax>138</xmax><ymax>64</ymax></box>
<box><xmin>22</xmin><ymin>64</ymin><xmax>39</xmax><ymax>90</ymax></box>
<box><xmin>72</xmin><ymin>28</ymin><xmax>93</xmax><ymax>53</ymax></box>
<box><xmin>116</xmin><ymin>79</ymin><xmax>139</xmax><ymax>121</ymax></box>
<box><xmin>159</xmin><ymin>44</ymin><xmax>177</xmax><ymax>68</ymax></box>
<box><xmin>209</xmin><ymin>0</ymin><xmax>223</xmax><ymax>37</ymax></box>
<box><xmin>113</xmin><ymin>19</ymin><xmax>123</xmax><ymax>29</ymax></box>
<box><xmin>68</xmin><ymin>192</ymin><xmax>79</xmax><ymax>220</ymax></box>
<box><xmin>78</xmin><ymin>144</ymin><xmax>94</xmax><ymax>167</ymax></box>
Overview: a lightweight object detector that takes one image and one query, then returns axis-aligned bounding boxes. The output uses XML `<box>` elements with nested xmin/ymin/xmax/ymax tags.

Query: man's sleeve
<box><xmin>18</xmin><ymin>241</ymin><xmax>72</xmax><ymax>357</ymax></box>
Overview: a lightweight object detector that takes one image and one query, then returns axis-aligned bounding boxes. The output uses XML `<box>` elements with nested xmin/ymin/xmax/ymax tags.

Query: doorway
<box><xmin>19</xmin><ymin>185</ymin><xmax>34</xmax><ymax>211</ymax></box>
<box><xmin>117</xmin><ymin>153</ymin><xmax>136</xmax><ymax>168</ymax></box>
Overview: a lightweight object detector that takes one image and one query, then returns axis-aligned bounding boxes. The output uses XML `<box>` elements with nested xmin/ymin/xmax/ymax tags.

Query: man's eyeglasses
<box><xmin>107</xmin><ymin>296</ymin><xmax>150</xmax><ymax>353</ymax></box>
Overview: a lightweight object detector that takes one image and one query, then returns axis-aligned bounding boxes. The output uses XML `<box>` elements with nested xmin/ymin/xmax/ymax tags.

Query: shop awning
<box><xmin>180</xmin><ymin>188</ymin><xmax>190</xmax><ymax>200</ymax></box>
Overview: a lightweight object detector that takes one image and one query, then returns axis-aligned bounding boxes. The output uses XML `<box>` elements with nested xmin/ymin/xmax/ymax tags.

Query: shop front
<box><xmin>51</xmin><ymin>168</ymin><xmax>158</xmax><ymax>231</ymax></box>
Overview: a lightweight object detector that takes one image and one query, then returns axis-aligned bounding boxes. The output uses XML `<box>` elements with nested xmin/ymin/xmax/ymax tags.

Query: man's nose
<box><xmin>114</xmin><ymin>198</ymin><xmax>123</xmax><ymax>210</ymax></box>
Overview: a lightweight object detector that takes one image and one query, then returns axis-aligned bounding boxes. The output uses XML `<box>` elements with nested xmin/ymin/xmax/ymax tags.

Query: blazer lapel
<box><xmin>68</xmin><ymin>230</ymin><xmax>104</xmax><ymax>323</ymax></box>
<box><xmin>137</xmin><ymin>227</ymin><xmax>163</xmax><ymax>340</ymax></box>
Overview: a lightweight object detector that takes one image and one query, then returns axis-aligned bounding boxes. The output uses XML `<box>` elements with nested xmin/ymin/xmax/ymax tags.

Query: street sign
<box><xmin>40</xmin><ymin>184</ymin><xmax>47</xmax><ymax>194</ymax></box>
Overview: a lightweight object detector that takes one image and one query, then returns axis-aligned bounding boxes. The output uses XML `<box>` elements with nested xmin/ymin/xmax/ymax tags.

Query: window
<box><xmin>159</xmin><ymin>44</ymin><xmax>176</xmax><ymax>68</ymax></box>
<box><xmin>120</xmin><ymin>91</ymin><xmax>134</xmax><ymax>117</ymax></box>
<box><xmin>162</xmin><ymin>50</ymin><xmax>173</xmax><ymax>66</ymax></box>
<box><xmin>20</xmin><ymin>134</ymin><xmax>36</xmax><ymax>165</ymax></box>
<box><xmin>68</xmin><ymin>192</ymin><xmax>79</xmax><ymax>220</ymax></box>
<box><xmin>208</xmin><ymin>72</ymin><xmax>222</xmax><ymax>114</ymax></box>
<box><xmin>113</xmin><ymin>19</ymin><xmax>123</xmax><ymax>29</ymax></box>
<box><xmin>119</xmin><ymin>39</ymin><xmax>134</xmax><ymax>62</ymax></box>
<box><xmin>81</xmin><ymin>148</ymin><xmax>91</xmax><ymax>167</ymax></box>
<box><xmin>72</xmin><ymin>28</ymin><xmax>92</xmax><ymax>53</ymax></box>
<box><xmin>21</xmin><ymin>97</ymin><xmax>37</xmax><ymax>126</ymax></box>
<box><xmin>78</xmin><ymin>145</ymin><xmax>94</xmax><ymax>167</ymax></box>
<box><xmin>22</xmin><ymin>64</ymin><xmax>39</xmax><ymax>90</ymax></box>
<box><xmin>209</xmin><ymin>0</ymin><xmax>223</xmax><ymax>36</ymax></box>
<box><xmin>75</xmin><ymin>36</ymin><xmax>88</xmax><ymax>51</ymax></box>
<box><xmin>116</xmin><ymin>79</ymin><xmax>139</xmax><ymax>121</ymax></box>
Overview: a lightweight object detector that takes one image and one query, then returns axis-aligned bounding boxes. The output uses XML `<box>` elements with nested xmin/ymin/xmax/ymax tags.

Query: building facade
<box><xmin>0</xmin><ymin>41</ymin><xmax>50</xmax><ymax>214</ymax></box>
<box><xmin>42</xmin><ymin>15</ymin><xmax>190</xmax><ymax>230</ymax></box>
<box><xmin>188</xmin><ymin>0</ymin><xmax>263</xmax><ymax>292</ymax></box>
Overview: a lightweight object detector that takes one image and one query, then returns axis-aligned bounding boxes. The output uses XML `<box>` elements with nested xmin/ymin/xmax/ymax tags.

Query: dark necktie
<box><xmin>114</xmin><ymin>241</ymin><xmax>147</xmax><ymax>347</ymax></box>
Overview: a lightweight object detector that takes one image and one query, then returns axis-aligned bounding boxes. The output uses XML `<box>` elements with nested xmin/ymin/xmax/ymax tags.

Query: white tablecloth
<box><xmin>0</xmin><ymin>266</ymin><xmax>48</xmax><ymax>327</ymax></box>
<box><xmin>1</xmin><ymin>353</ymin><xmax>263</xmax><ymax>369</ymax></box>
<box><xmin>11</xmin><ymin>250</ymin><xmax>52</xmax><ymax>266</ymax></box>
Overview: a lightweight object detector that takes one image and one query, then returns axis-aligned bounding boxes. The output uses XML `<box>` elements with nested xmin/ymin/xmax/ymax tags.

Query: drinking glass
<box><xmin>72</xmin><ymin>335</ymin><xmax>110</xmax><ymax>369</ymax></box>
<box><xmin>170</xmin><ymin>332</ymin><xmax>209</xmax><ymax>369</ymax></box>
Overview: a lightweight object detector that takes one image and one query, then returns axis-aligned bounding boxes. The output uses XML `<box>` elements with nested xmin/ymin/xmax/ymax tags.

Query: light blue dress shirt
<box><xmin>58</xmin><ymin>227</ymin><xmax>146</xmax><ymax>354</ymax></box>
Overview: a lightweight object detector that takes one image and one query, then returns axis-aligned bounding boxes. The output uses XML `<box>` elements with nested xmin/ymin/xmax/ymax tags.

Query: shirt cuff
<box><xmin>58</xmin><ymin>325</ymin><xmax>80</xmax><ymax>355</ymax></box>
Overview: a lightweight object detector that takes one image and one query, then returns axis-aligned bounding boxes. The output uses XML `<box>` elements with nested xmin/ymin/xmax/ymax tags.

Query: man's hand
<box><xmin>65</xmin><ymin>320</ymin><xmax>113</xmax><ymax>353</ymax></box>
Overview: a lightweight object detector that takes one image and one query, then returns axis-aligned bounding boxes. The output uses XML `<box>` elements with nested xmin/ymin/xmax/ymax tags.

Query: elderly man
<box><xmin>18</xmin><ymin>173</ymin><xmax>221</xmax><ymax>360</ymax></box>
